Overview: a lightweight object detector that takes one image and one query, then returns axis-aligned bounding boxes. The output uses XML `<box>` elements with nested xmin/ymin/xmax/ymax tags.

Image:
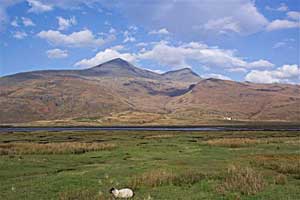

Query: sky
<box><xmin>0</xmin><ymin>0</ymin><xmax>299</xmax><ymax>84</ymax></box>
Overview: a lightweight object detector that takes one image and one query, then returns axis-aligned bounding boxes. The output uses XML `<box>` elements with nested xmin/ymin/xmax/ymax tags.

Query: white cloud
<box><xmin>74</xmin><ymin>49</ymin><xmax>136</xmax><ymax>68</ymax></box>
<box><xmin>245</xmin><ymin>64</ymin><xmax>300</xmax><ymax>84</ymax></box>
<box><xmin>149</xmin><ymin>28</ymin><xmax>170</xmax><ymax>35</ymax></box>
<box><xmin>27</xmin><ymin>0</ymin><xmax>53</xmax><ymax>13</ymax></box>
<box><xmin>46</xmin><ymin>48</ymin><xmax>68</xmax><ymax>59</ymax></box>
<box><xmin>128</xmin><ymin>25</ymin><xmax>138</xmax><ymax>31</ymax></box>
<box><xmin>287</xmin><ymin>11</ymin><xmax>300</xmax><ymax>20</ymax></box>
<box><xmin>111</xmin><ymin>45</ymin><xmax>125</xmax><ymax>51</ymax></box>
<box><xmin>109</xmin><ymin>27</ymin><xmax>116</xmax><ymax>34</ymax></box>
<box><xmin>123</xmin><ymin>30</ymin><xmax>136</xmax><ymax>43</ymax></box>
<box><xmin>37</xmin><ymin>29</ymin><xmax>115</xmax><ymax>48</ymax></box>
<box><xmin>115</xmin><ymin>0</ymin><xmax>268</xmax><ymax>36</ymax></box>
<box><xmin>57</xmin><ymin>16</ymin><xmax>76</xmax><ymax>31</ymax></box>
<box><xmin>1</xmin><ymin>0</ymin><xmax>96</xmax><ymax>30</ymax></box>
<box><xmin>13</xmin><ymin>31</ymin><xmax>27</xmax><ymax>39</ymax></box>
<box><xmin>123</xmin><ymin>36</ymin><xmax>136</xmax><ymax>43</ymax></box>
<box><xmin>273</xmin><ymin>42</ymin><xmax>286</xmax><ymax>49</ymax></box>
<box><xmin>9</xmin><ymin>16</ymin><xmax>35</xmax><ymax>27</ymax></box>
<box><xmin>273</xmin><ymin>38</ymin><xmax>295</xmax><ymax>49</ymax></box>
<box><xmin>138</xmin><ymin>42</ymin><xmax>190</xmax><ymax>68</ymax></box>
<box><xmin>228</xmin><ymin>68</ymin><xmax>247</xmax><ymax>73</ymax></box>
<box><xmin>203</xmin><ymin>17</ymin><xmax>241</xmax><ymax>34</ymax></box>
<box><xmin>0</xmin><ymin>1</ymin><xmax>23</xmax><ymax>30</ymax></box>
<box><xmin>0</xmin><ymin>5</ymin><xmax>8</xmax><ymax>29</ymax></box>
<box><xmin>144</xmin><ymin>68</ymin><xmax>165</xmax><ymax>74</ymax></box>
<box><xmin>202</xmin><ymin>73</ymin><xmax>232</xmax><ymax>80</ymax></box>
<box><xmin>266</xmin><ymin>3</ymin><xmax>288</xmax><ymax>12</ymax></box>
<box><xmin>247</xmin><ymin>60</ymin><xmax>274</xmax><ymax>68</ymax></box>
<box><xmin>277</xmin><ymin>3</ymin><xmax>289</xmax><ymax>11</ymax></box>
<box><xmin>266</xmin><ymin>19</ymin><xmax>300</xmax><ymax>31</ymax></box>
<box><xmin>11</xmin><ymin>18</ymin><xmax>19</xmax><ymax>27</ymax></box>
<box><xmin>136</xmin><ymin>42</ymin><xmax>147</xmax><ymax>47</ymax></box>
<box><xmin>74</xmin><ymin>41</ymin><xmax>276</xmax><ymax>73</ymax></box>
<box><xmin>22</xmin><ymin>17</ymin><xmax>35</xmax><ymax>26</ymax></box>
<box><xmin>1</xmin><ymin>0</ymin><xmax>269</xmax><ymax>37</ymax></box>
<box><xmin>138</xmin><ymin>41</ymin><xmax>274</xmax><ymax>70</ymax></box>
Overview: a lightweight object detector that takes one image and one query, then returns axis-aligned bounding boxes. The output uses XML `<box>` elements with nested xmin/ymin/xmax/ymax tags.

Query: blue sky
<box><xmin>0</xmin><ymin>0</ymin><xmax>299</xmax><ymax>84</ymax></box>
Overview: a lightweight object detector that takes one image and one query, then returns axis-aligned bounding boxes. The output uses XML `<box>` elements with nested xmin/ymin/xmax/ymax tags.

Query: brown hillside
<box><xmin>0</xmin><ymin>58</ymin><xmax>299</xmax><ymax>124</ymax></box>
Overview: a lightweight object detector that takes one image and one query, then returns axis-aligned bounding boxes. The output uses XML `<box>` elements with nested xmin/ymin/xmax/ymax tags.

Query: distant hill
<box><xmin>0</xmin><ymin>58</ymin><xmax>299</xmax><ymax>125</ymax></box>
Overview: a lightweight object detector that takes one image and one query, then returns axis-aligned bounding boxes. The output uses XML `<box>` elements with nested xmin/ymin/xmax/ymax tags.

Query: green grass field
<box><xmin>0</xmin><ymin>130</ymin><xmax>299</xmax><ymax>200</ymax></box>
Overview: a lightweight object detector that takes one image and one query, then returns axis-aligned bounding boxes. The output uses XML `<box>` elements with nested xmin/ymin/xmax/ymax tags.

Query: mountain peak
<box><xmin>88</xmin><ymin>57</ymin><xmax>135</xmax><ymax>72</ymax></box>
<box><xmin>92</xmin><ymin>58</ymin><xmax>133</xmax><ymax>69</ymax></box>
<box><xmin>175</xmin><ymin>68</ymin><xmax>194</xmax><ymax>72</ymax></box>
<box><xmin>105</xmin><ymin>58</ymin><xmax>131</xmax><ymax>66</ymax></box>
<box><xmin>83</xmin><ymin>58</ymin><xmax>161</xmax><ymax>79</ymax></box>
<box><xmin>162</xmin><ymin>67</ymin><xmax>201</xmax><ymax>83</ymax></box>
<box><xmin>163</xmin><ymin>68</ymin><xmax>199</xmax><ymax>75</ymax></box>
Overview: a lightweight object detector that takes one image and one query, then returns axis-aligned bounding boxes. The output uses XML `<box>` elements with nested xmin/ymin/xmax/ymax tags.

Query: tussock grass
<box><xmin>144</xmin><ymin>134</ymin><xmax>174</xmax><ymax>139</ymax></box>
<box><xmin>204</xmin><ymin>137</ymin><xmax>299</xmax><ymax>148</ymax></box>
<box><xmin>59</xmin><ymin>189</ymin><xmax>110</xmax><ymax>200</ymax></box>
<box><xmin>217</xmin><ymin>165</ymin><xmax>266</xmax><ymax>195</ymax></box>
<box><xmin>0</xmin><ymin>142</ymin><xmax>116</xmax><ymax>155</ymax></box>
<box><xmin>252</xmin><ymin>154</ymin><xmax>300</xmax><ymax>175</ymax></box>
<box><xmin>274</xmin><ymin>174</ymin><xmax>288</xmax><ymax>185</ymax></box>
<box><xmin>129</xmin><ymin>169</ymin><xmax>205</xmax><ymax>188</ymax></box>
<box><xmin>205</xmin><ymin>138</ymin><xmax>262</xmax><ymax>148</ymax></box>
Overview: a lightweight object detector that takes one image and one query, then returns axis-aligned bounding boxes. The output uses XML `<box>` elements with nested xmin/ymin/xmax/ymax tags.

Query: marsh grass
<box><xmin>204</xmin><ymin>137</ymin><xmax>299</xmax><ymax>148</ymax></box>
<box><xmin>1</xmin><ymin>130</ymin><xmax>299</xmax><ymax>199</ymax></box>
<box><xmin>129</xmin><ymin>169</ymin><xmax>205</xmax><ymax>189</ymax></box>
<box><xmin>217</xmin><ymin>165</ymin><xmax>266</xmax><ymax>195</ymax></box>
<box><xmin>0</xmin><ymin>142</ymin><xmax>116</xmax><ymax>155</ymax></box>
<box><xmin>205</xmin><ymin>138</ymin><xmax>262</xmax><ymax>148</ymax></box>
<box><xmin>274</xmin><ymin>174</ymin><xmax>288</xmax><ymax>185</ymax></box>
<box><xmin>144</xmin><ymin>134</ymin><xmax>175</xmax><ymax>139</ymax></box>
<box><xmin>58</xmin><ymin>189</ymin><xmax>110</xmax><ymax>200</ymax></box>
<box><xmin>252</xmin><ymin>154</ymin><xmax>300</xmax><ymax>175</ymax></box>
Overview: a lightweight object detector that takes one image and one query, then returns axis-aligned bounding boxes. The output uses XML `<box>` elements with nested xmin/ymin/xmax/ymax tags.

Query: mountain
<box><xmin>81</xmin><ymin>58</ymin><xmax>162</xmax><ymax>79</ymax></box>
<box><xmin>0</xmin><ymin>58</ymin><xmax>299</xmax><ymax>125</ymax></box>
<box><xmin>162</xmin><ymin>68</ymin><xmax>201</xmax><ymax>82</ymax></box>
<box><xmin>167</xmin><ymin>78</ymin><xmax>300</xmax><ymax>122</ymax></box>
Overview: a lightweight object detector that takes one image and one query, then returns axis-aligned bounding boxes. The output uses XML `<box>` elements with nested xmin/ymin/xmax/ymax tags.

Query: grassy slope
<box><xmin>0</xmin><ymin>131</ymin><xmax>299</xmax><ymax>200</ymax></box>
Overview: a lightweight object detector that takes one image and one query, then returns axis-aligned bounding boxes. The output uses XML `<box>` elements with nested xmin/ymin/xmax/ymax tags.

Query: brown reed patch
<box><xmin>129</xmin><ymin>169</ymin><xmax>205</xmax><ymax>189</ymax></box>
<box><xmin>252</xmin><ymin>154</ymin><xmax>300</xmax><ymax>175</ymax></box>
<box><xmin>59</xmin><ymin>189</ymin><xmax>111</xmax><ymax>200</ymax></box>
<box><xmin>274</xmin><ymin>174</ymin><xmax>287</xmax><ymax>185</ymax></box>
<box><xmin>204</xmin><ymin>137</ymin><xmax>299</xmax><ymax>148</ymax></box>
<box><xmin>216</xmin><ymin>165</ymin><xmax>266</xmax><ymax>195</ymax></box>
<box><xmin>144</xmin><ymin>134</ymin><xmax>174</xmax><ymax>139</ymax></box>
<box><xmin>284</xmin><ymin>139</ymin><xmax>300</xmax><ymax>145</ymax></box>
<box><xmin>0</xmin><ymin>142</ymin><xmax>116</xmax><ymax>155</ymax></box>
<box><xmin>205</xmin><ymin>138</ymin><xmax>262</xmax><ymax>148</ymax></box>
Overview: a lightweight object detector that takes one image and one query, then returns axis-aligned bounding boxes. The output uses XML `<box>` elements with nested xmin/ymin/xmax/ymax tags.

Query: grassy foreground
<box><xmin>0</xmin><ymin>130</ymin><xmax>299</xmax><ymax>200</ymax></box>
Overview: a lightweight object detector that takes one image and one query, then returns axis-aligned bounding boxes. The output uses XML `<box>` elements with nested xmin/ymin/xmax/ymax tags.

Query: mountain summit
<box><xmin>83</xmin><ymin>58</ymin><xmax>162</xmax><ymax>79</ymax></box>
<box><xmin>162</xmin><ymin>68</ymin><xmax>201</xmax><ymax>82</ymax></box>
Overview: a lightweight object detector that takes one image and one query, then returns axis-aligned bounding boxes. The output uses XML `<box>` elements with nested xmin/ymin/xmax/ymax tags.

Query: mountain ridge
<box><xmin>1</xmin><ymin>58</ymin><xmax>201</xmax><ymax>82</ymax></box>
<box><xmin>0</xmin><ymin>58</ymin><xmax>299</xmax><ymax>124</ymax></box>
